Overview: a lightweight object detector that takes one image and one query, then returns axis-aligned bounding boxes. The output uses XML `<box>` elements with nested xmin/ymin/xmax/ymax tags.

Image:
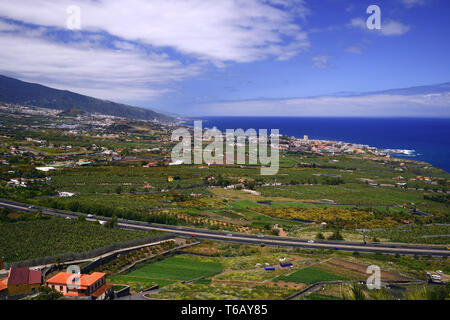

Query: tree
<box><xmin>33</xmin><ymin>286</ymin><xmax>63</xmax><ymax>300</ymax></box>
<box><xmin>315</xmin><ymin>232</ymin><xmax>325</xmax><ymax>240</ymax></box>
<box><xmin>341</xmin><ymin>283</ymin><xmax>366</xmax><ymax>300</ymax></box>
<box><xmin>327</xmin><ymin>228</ymin><xmax>344</xmax><ymax>241</ymax></box>
<box><xmin>104</xmin><ymin>216</ymin><xmax>118</xmax><ymax>229</ymax></box>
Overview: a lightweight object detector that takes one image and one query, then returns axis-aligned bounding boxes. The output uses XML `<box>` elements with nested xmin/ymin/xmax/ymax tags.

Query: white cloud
<box><xmin>401</xmin><ymin>0</ymin><xmax>428</xmax><ymax>8</ymax></box>
<box><xmin>349</xmin><ymin>18</ymin><xmax>367</xmax><ymax>29</ymax></box>
<box><xmin>0</xmin><ymin>31</ymin><xmax>201</xmax><ymax>101</ymax></box>
<box><xmin>349</xmin><ymin>18</ymin><xmax>410</xmax><ymax>36</ymax></box>
<box><xmin>0</xmin><ymin>0</ymin><xmax>310</xmax><ymax>102</ymax></box>
<box><xmin>345</xmin><ymin>46</ymin><xmax>364</xmax><ymax>54</ymax></box>
<box><xmin>312</xmin><ymin>55</ymin><xmax>334</xmax><ymax>69</ymax></box>
<box><xmin>0</xmin><ymin>0</ymin><xmax>309</xmax><ymax>63</ymax></box>
<box><xmin>381</xmin><ymin>20</ymin><xmax>411</xmax><ymax>36</ymax></box>
<box><xmin>0</xmin><ymin>20</ymin><xmax>21</xmax><ymax>32</ymax></box>
<box><xmin>188</xmin><ymin>93</ymin><xmax>450</xmax><ymax>117</ymax></box>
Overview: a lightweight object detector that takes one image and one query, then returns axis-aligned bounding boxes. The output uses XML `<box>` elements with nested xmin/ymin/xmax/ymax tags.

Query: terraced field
<box><xmin>275</xmin><ymin>266</ymin><xmax>349</xmax><ymax>284</ymax></box>
<box><xmin>109</xmin><ymin>255</ymin><xmax>223</xmax><ymax>291</ymax></box>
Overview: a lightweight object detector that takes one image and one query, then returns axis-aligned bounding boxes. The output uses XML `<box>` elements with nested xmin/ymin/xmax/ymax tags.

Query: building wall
<box><xmin>48</xmin><ymin>276</ymin><xmax>106</xmax><ymax>297</ymax></box>
<box><xmin>7</xmin><ymin>283</ymin><xmax>39</xmax><ymax>296</ymax></box>
<box><xmin>48</xmin><ymin>283</ymin><xmax>69</xmax><ymax>295</ymax></box>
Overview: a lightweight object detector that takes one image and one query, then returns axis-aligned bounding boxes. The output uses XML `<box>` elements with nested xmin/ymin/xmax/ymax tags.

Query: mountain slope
<box><xmin>0</xmin><ymin>75</ymin><xmax>173</xmax><ymax>121</ymax></box>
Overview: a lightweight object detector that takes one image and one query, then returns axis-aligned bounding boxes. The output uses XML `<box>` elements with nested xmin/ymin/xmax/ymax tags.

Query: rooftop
<box><xmin>7</xmin><ymin>267</ymin><xmax>41</xmax><ymax>286</ymax></box>
<box><xmin>46</xmin><ymin>272</ymin><xmax>105</xmax><ymax>288</ymax></box>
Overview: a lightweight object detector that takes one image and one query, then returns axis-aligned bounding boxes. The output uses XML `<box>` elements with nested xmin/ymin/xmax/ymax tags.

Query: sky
<box><xmin>0</xmin><ymin>0</ymin><xmax>449</xmax><ymax>117</ymax></box>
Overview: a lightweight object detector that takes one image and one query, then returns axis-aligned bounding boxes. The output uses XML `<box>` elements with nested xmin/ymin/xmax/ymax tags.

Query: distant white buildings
<box><xmin>58</xmin><ymin>192</ymin><xmax>75</xmax><ymax>197</ymax></box>
<box><xmin>35</xmin><ymin>166</ymin><xmax>57</xmax><ymax>172</ymax></box>
<box><xmin>169</xmin><ymin>160</ymin><xmax>184</xmax><ymax>166</ymax></box>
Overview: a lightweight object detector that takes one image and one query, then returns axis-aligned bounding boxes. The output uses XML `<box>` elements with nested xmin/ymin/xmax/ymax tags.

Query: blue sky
<box><xmin>0</xmin><ymin>0</ymin><xmax>449</xmax><ymax>117</ymax></box>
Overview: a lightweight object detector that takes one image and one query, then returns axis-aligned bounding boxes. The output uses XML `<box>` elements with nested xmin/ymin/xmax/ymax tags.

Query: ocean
<box><xmin>192</xmin><ymin>117</ymin><xmax>450</xmax><ymax>173</ymax></box>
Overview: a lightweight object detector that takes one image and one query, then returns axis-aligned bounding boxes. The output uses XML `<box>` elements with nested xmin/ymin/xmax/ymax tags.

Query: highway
<box><xmin>1</xmin><ymin>198</ymin><xmax>449</xmax><ymax>257</ymax></box>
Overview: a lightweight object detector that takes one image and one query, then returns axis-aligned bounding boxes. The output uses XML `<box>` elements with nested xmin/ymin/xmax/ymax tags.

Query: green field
<box><xmin>275</xmin><ymin>266</ymin><xmax>349</xmax><ymax>284</ymax></box>
<box><xmin>0</xmin><ymin>215</ymin><xmax>160</xmax><ymax>262</ymax></box>
<box><xmin>367</xmin><ymin>224</ymin><xmax>450</xmax><ymax>244</ymax></box>
<box><xmin>109</xmin><ymin>255</ymin><xmax>223</xmax><ymax>290</ymax></box>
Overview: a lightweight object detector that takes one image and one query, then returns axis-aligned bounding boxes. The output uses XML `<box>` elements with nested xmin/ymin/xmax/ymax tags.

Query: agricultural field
<box><xmin>0</xmin><ymin>107</ymin><xmax>448</xmax><ymax>272</ymax></box>
<box><xmin>367</xmin><ymin>224</ymin><xmax>450</xmax><ymax>244</ymax></box>
<box><xmin>109</xmin><ymin>255</ymin><xmax>223</xmax><ymax>291</ymax></box>
<box><xmin>1</xmin><ymin>134</ymin><xmax>448</xmax><ymax>244</ymax></box>
<box><xmin>0</xmin><ymin>210</ymin><xmax>162</xmax><ymax>263</ymax></box>
<box><xmin>104</xmin><ymin>241</ymin><xmax>449</xmax><ymax>300</ymax></box>
<box><xmin>275</xmin><ymin>266</ymin><xmax>349</xmax><ymax>284</ymax></box>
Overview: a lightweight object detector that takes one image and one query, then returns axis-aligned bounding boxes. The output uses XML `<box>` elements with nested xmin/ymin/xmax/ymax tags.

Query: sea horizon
<box><xmin>187</xmin><ymin>116</ymin><xmax>450</xmax><ymax>173</ymax></box>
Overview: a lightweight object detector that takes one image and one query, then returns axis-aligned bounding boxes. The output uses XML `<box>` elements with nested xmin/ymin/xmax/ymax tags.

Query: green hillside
<box><xmin>0</xmin><ymin>75</ymin><xmax>174</xmax><ymax>121</ymax></box>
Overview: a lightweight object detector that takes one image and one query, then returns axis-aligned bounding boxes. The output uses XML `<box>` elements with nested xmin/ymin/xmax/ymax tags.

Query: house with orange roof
<box><xmin>46</xmin><ymin>272</ymin><xmax>113</xmax><ymax>300</ymax></box>
<box><xmin>0</xmin><ymin>277</ymin><xmax>7</xmax><ymax>295</ymax></box>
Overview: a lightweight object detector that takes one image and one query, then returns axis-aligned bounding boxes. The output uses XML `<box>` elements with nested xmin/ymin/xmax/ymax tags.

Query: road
<box><xmin>1</xmin><ymin>198</ymin><xmax>449</xmax><ymax>257</ymax></box>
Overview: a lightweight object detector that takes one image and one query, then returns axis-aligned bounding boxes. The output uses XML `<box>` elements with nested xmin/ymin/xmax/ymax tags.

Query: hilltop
<box><xmin>0</xmin><ymin>75</ymin><xmax>174</xmax><ymax>122</ymax></box>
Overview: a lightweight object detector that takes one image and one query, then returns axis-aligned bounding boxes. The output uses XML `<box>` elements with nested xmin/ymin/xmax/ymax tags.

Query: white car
<box><xmin>307</xmin><ymin>240</ymin><xmax>315</xmax><ymax>243</ymax></box>
<box><xmin>257</xmin><ymin>235</ymin><xmax>265</xmax><ymax>238</ymax></box>
<box><xmin>431</xmin><ymin>274</ymin><xmax>441</xmax><ymax>280</ymax></box>
<box><xmin>87</xmin><ymin>214</ymin><xmax>93</xmax><ymax>218</ymax></box>
<box><xmin>436</xmin><ymin>270</ymin><xmax>443</xmax><ymax>275</ymax></box>
<box><xmin>226</xmin><ymin>233</ymin><xmax>233</xmax><ymax>237</ymax></box>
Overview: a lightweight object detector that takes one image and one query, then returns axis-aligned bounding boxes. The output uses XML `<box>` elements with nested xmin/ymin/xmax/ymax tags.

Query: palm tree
<box><xmin>341</xmin><ymin>283</ymin><xmax>367</xmax><ymax>300</ymax></box>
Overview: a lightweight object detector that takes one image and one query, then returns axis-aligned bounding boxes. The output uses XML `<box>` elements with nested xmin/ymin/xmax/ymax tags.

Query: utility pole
<box><xmin>363</xmin><ymin>230</ymin><xmax>366</xmax><ymax>245</ymax></box>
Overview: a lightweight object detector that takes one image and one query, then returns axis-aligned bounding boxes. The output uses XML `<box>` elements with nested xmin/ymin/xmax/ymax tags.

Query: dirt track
<box><xmin>326</xmin><ymin>258</ymin><xmax>413</xmax><ymax>281</ymax></box>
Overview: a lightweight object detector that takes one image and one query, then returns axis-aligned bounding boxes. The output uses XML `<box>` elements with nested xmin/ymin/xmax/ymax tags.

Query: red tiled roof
<box><xmin>28</xmin><ymin>270</ymin><xmax>41</xmax><ymax>285</ymax></box>
<box><xmin>91</xmin><ymin>283</ymin><xmax>113</xmax><ymax>298</ymax></box>
<box><xmin>8</xmin><ymin>267</ymin><xmax>28</xmax><ymax>285</ymax></box>
<box><xmin>7</xmin><ymin>267</ymin><xmax>42</xmax><ymax>285</ymax></box>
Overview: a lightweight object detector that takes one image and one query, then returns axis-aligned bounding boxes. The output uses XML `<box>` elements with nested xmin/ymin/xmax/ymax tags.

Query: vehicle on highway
<box><xmin>431</xmin><ymin>274</ymin><xmax>442</xmax><ymax>281</ymax></box>
<box><xmin>226</xmin><ymin>233</ymin><xmax>233</xmax><ymax>237</ymax></box>
<box><xmin>87</xmin><ymin>214</ymin><xmax>93</xmax><ymax>218</ymax></box>
<box><xmin>308</xmin><ymin>240</ymin><xmax>315</xmax><ymax>243</ymax></box>
<box><xmin>28</xmin><ymin>205</ymin><xmax>35</xmax><ymax>209</ymax></box>
<box><xmin>257</xmin><ymin>235</ymin><xmax>265</xmax><ymax>238</ymax></box>
<box><xmin>436</xmin><ymin>270</ymin><xmax>443</xmax><ymax>275</ymax></box>
<box><xmin>177</xmin><ymin>226</ymin><xmax>183</xmax><ymax>230</ymax></box>
<box><xmin>190</xmin><ymin>234</ymin><xmax>196</xmax><ymax>238</ymax></box>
